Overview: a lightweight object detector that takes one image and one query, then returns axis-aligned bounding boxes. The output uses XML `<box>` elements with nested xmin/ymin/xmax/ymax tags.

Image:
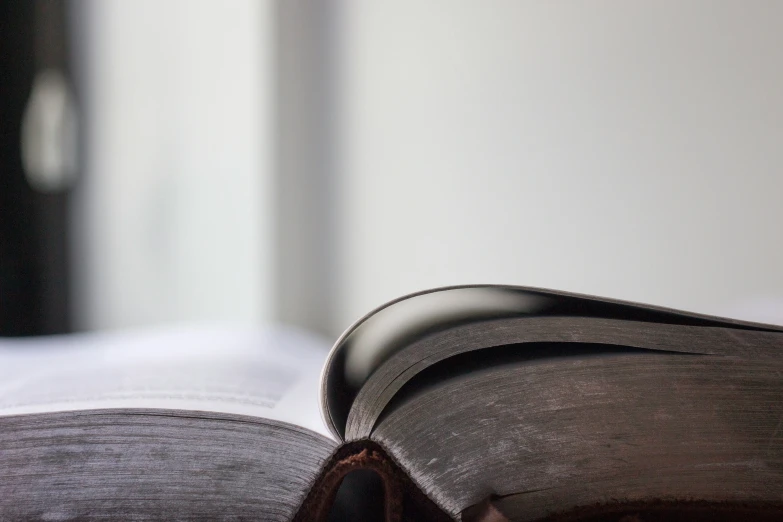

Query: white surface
<box><xmin>0</xmin><ymin>326</ymin><xmax>332</xmax><ymax>438</ymax></box>
<box><xmin>331</xmin><ymin>0</ymin><xmax>783</xmax><ymax>333</ymax></box>
<box><xmin>72</xmin><ymin>0</ymin><xmax>274</xmax><ymax>330</ymax></box>
<box><xmin>721</xmin><ymin>298</ymin><xmax>783</xmax><ymax>326</ymax></box>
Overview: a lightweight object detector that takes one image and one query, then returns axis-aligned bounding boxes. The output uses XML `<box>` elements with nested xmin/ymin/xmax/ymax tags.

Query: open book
<box><xmin>2</xmin><ymin>285</ymin><xmax>783</xmax><ymax>521</ymax></box>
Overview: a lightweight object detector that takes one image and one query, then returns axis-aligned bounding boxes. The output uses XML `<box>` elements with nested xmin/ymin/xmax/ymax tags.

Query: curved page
<box><xmin>322</xmin><ymin>285</ymin><xmax>783</xmax><ymax>439</ymax></box>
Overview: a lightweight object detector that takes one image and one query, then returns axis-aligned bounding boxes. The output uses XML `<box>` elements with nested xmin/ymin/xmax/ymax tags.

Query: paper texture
<box><xmin>0</xmin><ymin>325</ymin><xmax>332</xmax><ymax>437</ymax></box>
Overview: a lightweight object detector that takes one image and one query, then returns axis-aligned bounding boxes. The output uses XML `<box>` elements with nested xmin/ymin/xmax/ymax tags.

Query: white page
<box><xmin>0</xmin><ymin>325</ymin><xmax>333</xmax><ymax>438</ymax></box>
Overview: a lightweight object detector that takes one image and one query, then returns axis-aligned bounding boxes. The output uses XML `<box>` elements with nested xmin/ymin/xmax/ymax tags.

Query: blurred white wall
<box><xmin>72</xmin><ymin>0</ymin><xmax>274</xmax><ymax>330</ymax></box>
<box><xmin>331</xmin><ymin>0</ymin><xmax>783</xmax><ymax>332</ymax></box>
<box><xmin>68</xmin><ymin>1</ymin><xmax>783</xmax><ymax>335</ymax></box>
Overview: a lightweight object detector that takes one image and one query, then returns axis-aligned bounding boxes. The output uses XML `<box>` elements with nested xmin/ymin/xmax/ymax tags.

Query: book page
<box><xmin>0</xmin><ymin>325</ymin><xmax>332</xmax><ymax>438</ymax></box>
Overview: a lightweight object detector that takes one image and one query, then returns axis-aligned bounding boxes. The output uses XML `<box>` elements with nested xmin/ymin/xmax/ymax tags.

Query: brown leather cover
<box><xmin>463</xmin><ymin>498</ymin><xmax>783</xmax><ymax>522</ymax></box>
<box><xmin>293</xmin><ymin>440</ymin><xmax>451</xmax><ymax>522</ymax></box>
<box><xmin>535</xmin><ymin>500</ymin><xmax>783</xmax><ymax>522</ymax></box>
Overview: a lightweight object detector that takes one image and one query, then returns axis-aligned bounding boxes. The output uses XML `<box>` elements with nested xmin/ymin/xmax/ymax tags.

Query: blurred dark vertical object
<box><xmin>0</xmin><ymin>0</ymin><xmax>75</xmax><ymax>336</ymax></box>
